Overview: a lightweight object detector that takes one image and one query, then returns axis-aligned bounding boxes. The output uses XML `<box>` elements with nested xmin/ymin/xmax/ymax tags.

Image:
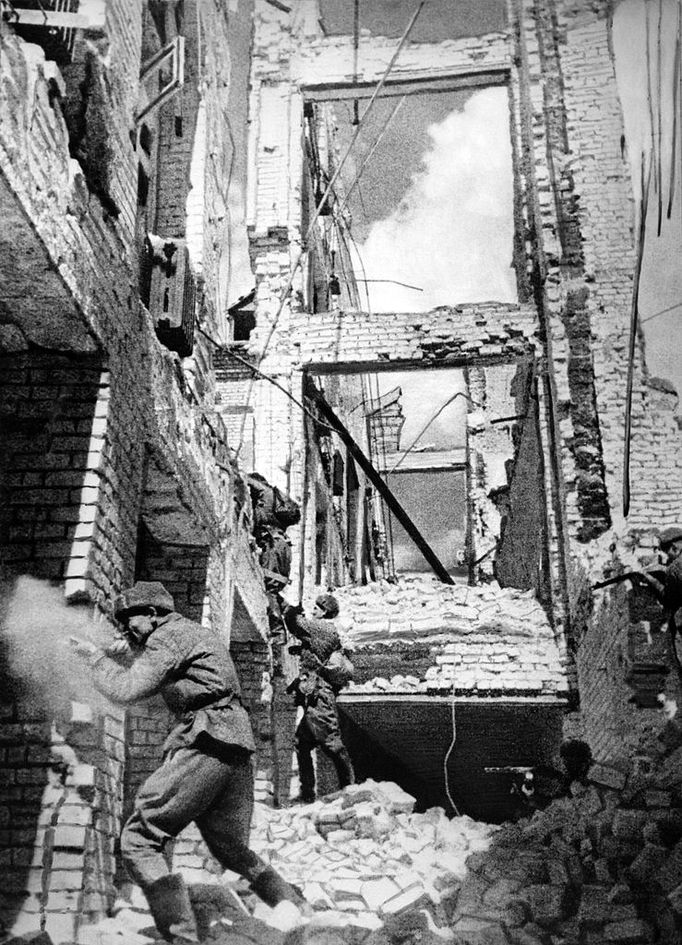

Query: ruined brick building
<box><xmin>1</xmin><ymin>0</ymin><xmax>681</xmax><ymax>941</ymax></box>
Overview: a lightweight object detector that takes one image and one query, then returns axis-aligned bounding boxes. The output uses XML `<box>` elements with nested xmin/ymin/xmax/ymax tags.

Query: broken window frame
<box><xmin>135</xmin><ymin>34</ymin><xmax>185</xmax><ymax>126</ymax></box>
<box><xmin>300</xmin><ymin>66</ymin><xmax>517</xmax><ymax>313</ymax></box>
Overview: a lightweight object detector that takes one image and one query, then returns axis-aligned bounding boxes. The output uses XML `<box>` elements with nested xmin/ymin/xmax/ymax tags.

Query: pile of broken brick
<box><xmin>14</xmin><ymin>724</ymin><xmax>682</xmax><ymax>945</ymax></box>
<box><xmin>248</xmin><ymin>779</ymin><xmax>495</xmax><ymax>924</ymax></box>
<box><xmin>437</xmin><ymin>724</ymin><xmax>682</xmax><ymax>945</ymax></box>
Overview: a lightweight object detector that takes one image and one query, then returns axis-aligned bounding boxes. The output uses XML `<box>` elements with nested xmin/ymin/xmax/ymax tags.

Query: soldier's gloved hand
<box><xmin>104</xmin><ymin>632</ymin><xmax>132</xmax><ymax>657</ymax></box>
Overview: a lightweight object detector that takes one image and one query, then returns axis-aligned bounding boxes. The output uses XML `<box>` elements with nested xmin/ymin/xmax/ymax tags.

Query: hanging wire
<box><xmin>623</xmin><ymin>152</ymin><xmax>653</xmax><ymax>517</ymax></box>
<box><xmin>443</xmin><ymin>684</ymin><xmax>461</xmax><ymax>817</ymax></box>
<box><xmin>641</xmin><ymin>300</ymin><xmax>682</xmax><ymax>323</ymax></box>
<box><xmin>668</xmin><ymin>0</ymin><xmax>681</xmax><ymax>220</ymax></box>
<box><xmin>387</xmin><ymin>390</ymin><xmax>479</xmax><ymax>474</ymax></box>
<box><xmin>333</xmin><ymin>213</ymin><xmax>397</xmax><ymax>577</ymax></box>
<box><xmin>200</xmin><ymin>333</ymin><xmax>336</xmax><ymax>435</ymax></box>
<box><xmin>335</xmin><ymin>95</ymin><xmax>407</xmax><ymax>220</ymax></box>
<box><xmin>234</xmin><ymin>0</ymin><xmax>427</xmax><ymax>459</ymax></box>
<box><xmin>645</xmin><ymin>3</ymin><xmax>659</xmax><ymax>200</ymax></box>
<box><xmin>656</xmin><ymin>0</ymin><xmax>664</xmax><ymax>236</ymax></box>
<box><xmin>331</xmin><ymin>212</ymin><xmax>393</xmax><ymax>577</ymax></box>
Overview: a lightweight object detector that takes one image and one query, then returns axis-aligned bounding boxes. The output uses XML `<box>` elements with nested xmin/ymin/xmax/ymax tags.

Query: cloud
<box><xmin>353</xmin><ymin>86</ymin><xmax>517</xmax><ymax>312</ymax></box>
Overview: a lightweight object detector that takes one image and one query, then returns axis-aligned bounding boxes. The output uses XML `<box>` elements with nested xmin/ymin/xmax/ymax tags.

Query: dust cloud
<box><xmin>1</xmin><ymin>574</ymin><xmax>115</xmax><ymax>714</ymax></box>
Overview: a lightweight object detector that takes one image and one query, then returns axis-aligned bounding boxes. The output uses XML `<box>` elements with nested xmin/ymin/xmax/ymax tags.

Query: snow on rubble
<box><xmin>249</xmin><ymin>779</ymin><xmax>497</xmax><ymax>927</ymax></box>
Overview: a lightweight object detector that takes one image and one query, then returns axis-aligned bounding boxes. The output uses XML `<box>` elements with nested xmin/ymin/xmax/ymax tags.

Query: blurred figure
<box><xmin>285</xmin><ymin>594</ymin><xmax>355</xmax><ymax>801</ymax></box>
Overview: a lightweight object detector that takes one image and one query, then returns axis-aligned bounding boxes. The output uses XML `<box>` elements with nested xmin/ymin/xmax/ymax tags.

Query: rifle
<box><xmin>592</xmin><ymin>569</ymin><xmax>666</xmax><ymax>600</ymax></box>
<box><xmin>484</xmin><ymin>766</ymin><xmax>534</xmax><ymax>774</ymax></box>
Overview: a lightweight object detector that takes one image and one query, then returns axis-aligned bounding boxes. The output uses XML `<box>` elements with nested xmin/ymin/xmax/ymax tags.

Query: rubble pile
<box><xmin>330</xmin><ymin>576</ymin><xmax>566</xmax><ymax>697</ymax></box>
<box><xmin>22</xmin><ymin>732</ymin><xmax>682</xmax><ymax>945</ymax></box>
<box><xmin>440</xmin><ymin>741</ymin><xmax>682</xmax><ymax>945</ymax></box>
<box><xmin>250</xmin><ymin>779</ymin><xmax>497</xmax><ymax>925</ymax></box>
<box><xmin>66</xmin><ymin>780</ymin><xmax>496</xmax><ymax>945</ymax></box>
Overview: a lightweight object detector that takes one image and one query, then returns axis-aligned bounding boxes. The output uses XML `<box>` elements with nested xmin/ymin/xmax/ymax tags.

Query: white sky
<box><xmin>351</xmin><ymin>86</ymin><xmax>517</xmax><ymax>313</ymax></box>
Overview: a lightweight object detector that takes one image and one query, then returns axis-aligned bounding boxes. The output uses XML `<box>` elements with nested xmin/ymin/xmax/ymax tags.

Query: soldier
<box><xmin>71</xmin><ymin>581</ymin><xmax>305</xmax><ymax>944</ymax></box>
<box><xmin>593</xmin><ymin>525</ymin><xmax>682</xmax><ymax>681</ymax></box>
<box><xmin>285</xmin><ymin>594</ymin><xmax>355</xmax><ymax>802</ymax></box>
<box><xmin>246</xmin><ymin>473</ymin><xmax>300</xmax><ymax>662</ymax></box>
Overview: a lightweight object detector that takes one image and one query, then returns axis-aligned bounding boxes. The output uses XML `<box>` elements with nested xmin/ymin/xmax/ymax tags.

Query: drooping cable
<box><xmin>335</xmin><ymin>215</ymin><xmax>397</xmax><ymax>578</ymax></box>
<box><xmin>656</xmin><ymin>0</ymin><xmax>664</xmax><ymax>235</ymax></box>
<box><xmin>199</xmin><ymin>330</ymin><xmax>336</xmax><ymax>434</ymax></box>
<box><xmin>641</xmin><ymin>300</ymin><xmax>682</xmax><ymax>323</ymax></box>
<box><xmin>388</xmin><ymin>390</ymin><xmax>478</xmax><ymax>474</ymax></box>
<box><xmin>336</xmin><ymin>95</ymin><xmax>407</xmax><ymax>220</ymax></box>
<box><xmin>234</xmin><ymin>1</ymin><xmax>426</xmax><ymax>459</ymax></box>
<box><xmin>668</xmin><ymin>0</ymin><xmax>681</xmax><ymax>220</ymax></box>
<box><xmin>443</xmin><ymin>685</ymin><xmax>461</xmax><ymax>817</ymax></box>
<box><xmin>645</xmin><ymin>3</ymin><xmax>659</xmax><ymax>200</ymax></box>
<box><xmin>623</xmin><ymin>153</ymin><xmax>653</xmax><ymax>517</ymax></box>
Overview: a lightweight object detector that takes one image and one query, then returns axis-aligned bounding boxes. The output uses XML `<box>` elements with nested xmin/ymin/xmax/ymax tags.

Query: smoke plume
<box><xmin>1</xmin><ymin>574</ymin><xmax>115</xmax><ymax>715</ymax></box>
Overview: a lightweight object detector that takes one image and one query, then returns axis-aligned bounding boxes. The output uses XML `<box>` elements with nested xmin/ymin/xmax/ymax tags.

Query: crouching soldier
<box><xmin>71</xmin><ymin>581</ymin><xmax>306</xmax><ymax>943</ymax></box>
<box><xmin>284</xmin><ymin>594</ymin><xmax>355</xmax><ymax>802</ymax></box>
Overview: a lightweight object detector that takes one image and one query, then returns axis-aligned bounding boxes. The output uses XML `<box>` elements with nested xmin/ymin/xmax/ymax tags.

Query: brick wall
<box><xmin>289</xmin><ymin>304</ymin><xmax>539</xmax><ymax>371</ymax></box>
<box><xmin>466</xmin><ymin>363</ymin><xmax>519</xmax><ymax>582</ymax></box>
<box><xmin>0</xmin><ymin>7</ymin><xmax>269</xmax><ymax>936</ymax></box>
<box><xmin>240</xmin><ymin>0</ymin><xmax>682</xmax><ymax>779</ymax></box>
<box><xmin>0</xmin><ymin>352</ymin><xmax>107</xmax><ymax>583</ymax></box>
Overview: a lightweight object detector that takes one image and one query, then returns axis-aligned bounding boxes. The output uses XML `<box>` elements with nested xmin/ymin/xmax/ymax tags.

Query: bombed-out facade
<box><xmin>1</xmin><ymin>0</ymin><xmax>682</xmax><ymax>942</ymax></box>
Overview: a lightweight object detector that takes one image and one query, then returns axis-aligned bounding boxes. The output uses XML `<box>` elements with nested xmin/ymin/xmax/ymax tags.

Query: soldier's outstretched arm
<box><xmin>89</xmin><ymin>635</ymin><xmax>180</xmax><ymax>703</ymax></box>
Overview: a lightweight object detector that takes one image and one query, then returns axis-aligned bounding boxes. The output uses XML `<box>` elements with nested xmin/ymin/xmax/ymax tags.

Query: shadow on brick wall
<box><xmin>0</xmin><ymin>349</ymin><xmax>111</xmax><ymax>937</ymax></box>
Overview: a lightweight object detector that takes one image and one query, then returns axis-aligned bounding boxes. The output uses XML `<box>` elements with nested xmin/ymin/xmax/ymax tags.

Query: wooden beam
<box><xmin>305</xmin><ymin>378</ymin><xmax>454</xmax><ymax>585</ymax></box>
<box><xmin>4</xmin><ymin>9</ymin><xmax>105</xmax><ymax>30</ymax></box>
<box><xmin>302</xmin><ymin>69</ymin><xmax>509</xmax><ymax>102</ymax></box>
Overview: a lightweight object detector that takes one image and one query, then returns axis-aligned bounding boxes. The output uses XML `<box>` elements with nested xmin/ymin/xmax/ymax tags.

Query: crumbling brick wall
<box><xmin>547</xmin><ymin>0</ymin><xmax>682</xmax><ymax>754</ymax></box>
<box><xmin>0</xmin><ymin>6</ymin><xmax>269</xmax><ymax>937</ymax></box>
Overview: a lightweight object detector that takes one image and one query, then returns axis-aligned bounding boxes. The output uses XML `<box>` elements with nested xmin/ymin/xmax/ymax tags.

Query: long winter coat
<box><xmin>91</xmin><ymin>612</ymin><xmax>255</xmax><ymax>755</ymax></box>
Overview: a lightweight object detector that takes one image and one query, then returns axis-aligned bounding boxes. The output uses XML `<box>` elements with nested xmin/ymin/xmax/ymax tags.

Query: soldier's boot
<box><xmin>295</xmin><ymin>745</ymin><xmax>316</xmax><ymax>802</ymax></box>
<box><xmin>250</xmin><ymin>865</ymin><xmax>309</xmax><ymax>910</ymax></box>
<box><xmin>144</xmin><ymin>873</ymin><xmax>200</xmax><ymax>943</ymax></box>
<box><xmin>332</xmin><ymin>746</ymin><xmax>356</xmax><ymax>788</ymax></box>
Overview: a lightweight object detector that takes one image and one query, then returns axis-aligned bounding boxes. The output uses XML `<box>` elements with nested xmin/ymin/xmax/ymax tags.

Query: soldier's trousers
<box><xmin>295</xmin><ymin>686</ymin><xmax>355</xmax><ymax>799</ymax></box>
<box><xmin>121</xmin><ymin>738</ymin><xmax>264</xmax><ymax>890</ymax></box>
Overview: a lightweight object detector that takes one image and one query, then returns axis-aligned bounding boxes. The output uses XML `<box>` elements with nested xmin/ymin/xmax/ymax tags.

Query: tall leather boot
<box><xmin>332</xmin><ymin>746</ymin><xmax>355</xmax><ymax>788</ymax></box>
<box><xmin>296</xmin><ymin>744</ymin><xmax>316</xmax><ymax>801</ymax></box>
<box><xmin>250</xmin><ymin>865</ymin><xmax>308</xmax><ymax>909</ymax></box>
<box><xmin>144</xmin><ymin>873</ymin><xmax>200</xmax><ymax>943</ymax></box>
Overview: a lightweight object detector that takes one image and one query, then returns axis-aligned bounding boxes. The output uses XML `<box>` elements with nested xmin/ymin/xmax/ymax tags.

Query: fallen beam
<box><xmin>305</xmin><ymin>376</ymin><xmax>455</xmax><ymax>585</ymax></box>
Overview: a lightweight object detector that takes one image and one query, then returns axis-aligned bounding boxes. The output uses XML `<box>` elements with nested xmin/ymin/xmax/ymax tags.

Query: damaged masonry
<box><xmin>2</xmin><ymin>1</ymin><xmax>682</xmax><ymax>944</ymax></box>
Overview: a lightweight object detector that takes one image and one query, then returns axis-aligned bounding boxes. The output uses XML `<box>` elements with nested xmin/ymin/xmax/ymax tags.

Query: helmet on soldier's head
<box><xmin>315</xmin><ymin>593</ymin><xmax>339</xmax><ymax>619</ymax></box>
<box><xmin>114</xmin><ymin>581</ymin><xmax>175</xmax><ymax>619</ymax></box>
<box><xmin>659</xmin><ymin>526</ymin><xmax>682</xmax><ymax>551</ymax></box>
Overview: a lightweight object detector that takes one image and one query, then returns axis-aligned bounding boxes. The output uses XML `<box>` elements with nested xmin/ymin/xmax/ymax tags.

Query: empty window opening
<box><xmin>306</xmin><ymin>83</ymin><xmax>517</xmax><ymax>313</ymax></box>
<box><xmin>376</xmin><ymin>368</ymin><xmax>468</xmax><ymax>577</ymax></box>
<box><xmin>308</xmin><ymin>357</ymin><xmax>544</xmax><ymax>592</ymax></box>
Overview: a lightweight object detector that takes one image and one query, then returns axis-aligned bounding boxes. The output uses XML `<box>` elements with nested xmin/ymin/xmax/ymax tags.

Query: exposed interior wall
<box><xmin>494</xmin><ymin>362</ymin><xmax>549</xmax><ymax>594</ymax></box>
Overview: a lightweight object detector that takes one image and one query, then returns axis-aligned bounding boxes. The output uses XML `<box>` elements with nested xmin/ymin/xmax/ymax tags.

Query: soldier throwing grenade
<box><xmin>71</xmin><ymin>581</ymin><xmax>307</xmax><ymax>944</ymax></box>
